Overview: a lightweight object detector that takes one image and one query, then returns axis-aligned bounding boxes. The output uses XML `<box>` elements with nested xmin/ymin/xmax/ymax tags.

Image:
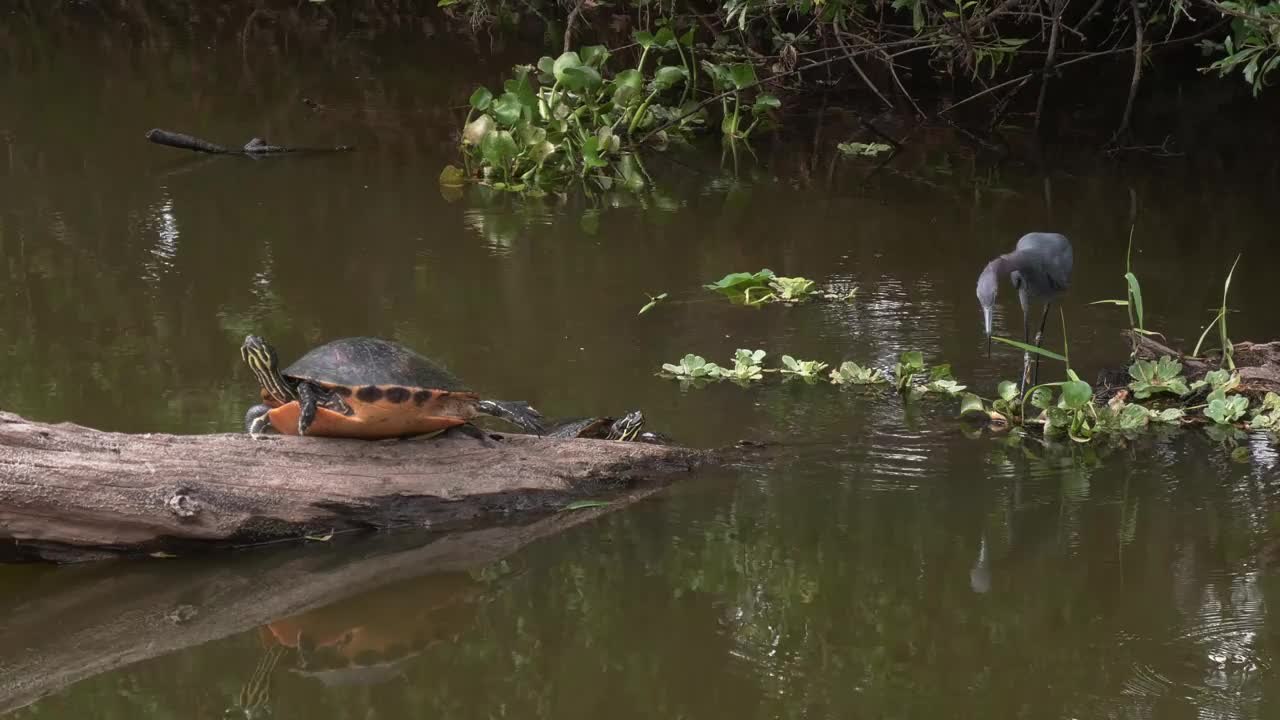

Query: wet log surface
<box><xmin>0</xmin><ymin>411</ymin><xmax>703</xmax><ymax>563</ymax></box>
<box><xmin>1125</xmin><ymin>331</ymin><xmax>1280</xmax><ymax>396</ymax></box>
<box><xmin>0</xmin><ymin>498</ymin><xmax>657</xmax><ymax>715</ymax></box>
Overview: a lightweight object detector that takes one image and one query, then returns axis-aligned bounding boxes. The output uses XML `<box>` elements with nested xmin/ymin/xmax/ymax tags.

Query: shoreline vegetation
<box><xmin>428</xmin><ymin>0</ymin><xmax>1280</xmax><ymax>192</ymax></box>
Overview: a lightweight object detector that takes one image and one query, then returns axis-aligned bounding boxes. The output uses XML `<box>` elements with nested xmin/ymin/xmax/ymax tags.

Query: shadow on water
<box><xmin>4</xmin><ymin>4</ymin><xmax>1280</xmax><ymax>719</ymax></box>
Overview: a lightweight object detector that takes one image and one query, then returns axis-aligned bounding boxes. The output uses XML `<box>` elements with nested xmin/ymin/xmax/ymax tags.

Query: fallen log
<box><xmin>145</xmin><ymin>128</ymin><xmax>355</xmax><ymax>155</ymax></box>
<box><xmin>0</xmin><ymin>497</ymin><xmax>652</xmax><ymax>715</ymax></box>
<box><xmin>0</xmin><ymin>411</ymin><xmax>702</xmax><ymax>563</ymax></box>
<box><xmin>1123</xmin><ymin>330</ymin><xmax>1280</xmax><ymax>397</ymax></box>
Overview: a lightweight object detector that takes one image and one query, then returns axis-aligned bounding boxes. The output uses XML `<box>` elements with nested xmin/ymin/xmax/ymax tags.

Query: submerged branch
<box><xmin>145</xmin><ymin>128</ymin><xmax>355</xmax><ymax>156</ymax></box>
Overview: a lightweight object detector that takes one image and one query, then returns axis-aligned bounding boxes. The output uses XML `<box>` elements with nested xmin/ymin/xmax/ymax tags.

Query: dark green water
<box><xmin>3</xmin><ymin>8</ymin><xmax>1280</xmax><ymax>719</ymax></box>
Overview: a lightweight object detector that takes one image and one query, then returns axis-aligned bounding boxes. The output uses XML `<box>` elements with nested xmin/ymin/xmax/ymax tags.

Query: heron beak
<box><xmin>983</xmin><ymin>306</ymin><xmax>993</xmax><ymax>357</ymax></box>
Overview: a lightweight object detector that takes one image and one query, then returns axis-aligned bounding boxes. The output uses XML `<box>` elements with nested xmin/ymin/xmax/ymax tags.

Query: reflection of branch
<box><xmin>145</xmin><ymin>128</ymin><xmax>355</xmax><ymax>155</ymax></box>
<box><xmin>1115</xmin><ymin>0</ymin><xmax>1144</xmax><ymax>140</ymax></box>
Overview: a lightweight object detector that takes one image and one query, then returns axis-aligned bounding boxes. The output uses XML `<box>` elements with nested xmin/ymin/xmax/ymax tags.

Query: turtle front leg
<box><xmin>297</xmin><ymin>383</ymin><xmax>319</xmax><ymax>436</ymax></box>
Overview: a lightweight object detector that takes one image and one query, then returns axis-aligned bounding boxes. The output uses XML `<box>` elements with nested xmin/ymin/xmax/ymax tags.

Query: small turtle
<box><xmin>240</xmin><ymin>335</ymin><xmax>543</xmax><ymax>440</ymax></box>
<box><xmin>545</xmin><ymin>410</ymin><xmax>670</xmax><ymax>444</ymax></box>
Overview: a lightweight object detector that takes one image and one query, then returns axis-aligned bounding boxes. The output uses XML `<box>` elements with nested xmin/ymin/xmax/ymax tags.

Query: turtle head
<box><xmin>606</xmin><ymin>410</ymin><xmax>646</xmax><ymax>442</ymax></box>
<box><xmin>241</xmin><ymin>335</ymin><xmax>296</xmax><ymax>404</ymax></box>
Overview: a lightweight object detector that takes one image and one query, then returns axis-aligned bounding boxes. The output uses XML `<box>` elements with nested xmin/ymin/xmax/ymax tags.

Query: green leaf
<box><xmin>654</xmin><ymin>65</ymin><xmax>688</xmax><ymax>90</ymax></box>
<box><xmin>560</xmin><ymin>65</ymin><xmax>603</xmax><ymax>92</ymax></box>
<box><xmin>1089</xmin><ymin>299</ymin><xmax>1129</xmax><ymax>306</ymax></box>
<box><xmin>654</xmin><ymin>27</ymin><xmax>676</xmax><ymax>47</ymax></box>
<box><xmin>704</xmin><ymin>269</ymin><xmax>776</xmax><ymax>295</ymax></box>
<box><xmin>633</xmin><ymin>30</ymin><xmax>655</xmax><ymax>49</ymax></box>
<box><xmin>1030</xmin><ymin>386</ymin><xmax>1053</xmax><ymax>410</ymax></box>
<box><xmin>536</xmin><ymin>55</ymin><xmax>556</xmax><ymax>79</ymax></box>
<box><xmin>438</xmin><ymin>164</ymin><xmax>466</xmax><ymax>187</ymax></box>
<box><xmin>1125</xmin><ymin>272</ymin><xmax>1145</xmax><ymax>329</ymax></box>
<box><xmin>552</xmin><ymin>52</ymin><xmax>584</xmax><ymax>83</ymax></box>
<box><xmin>581</xmin><ymin>137</ymin><xmax>608</xmax><ymax>169</ymax></box>
<box><xmin>959</xmin><ymin>393</ymin><xmax>987</xmax><ymax>417</ymax></box>
<box><xmin>990</xmin><ymin>336</ymin><xmax>1068</xmax><ymax>362</ymax></box>
<box><xmin>617</xmin><ymin>153</ymin><xmax>646</xmax><ymax>191</ymax></box>
<box><xmin>580</xmin><ymin>45</ymin><xmax>610</xmax><ymax>67</ymax></box>
<box><xmin>679</xmin><ymin>28</ymin><xmax>696</xmax><ymax>47</ymax></box>
<box><xmin>462</xmin><ymin>114</ymin><xmax>495</xmax><ymax>145</ymax></box>
<box><xmin>837</xmin><ymin>142</ymin><xmax>893</xmax><ymax>157</ymax></box>
<box><xmin>469</xmin><ymin>87</ymin><xmax>494</xmax><ymax>111</ymax></box>
<box><xmin>612</xmin><ymin>69</ymin><xmax>645</xmax><ymax>105</ymax></box>
<box><xmin>900</xmin><ymin>350</ymin><xmax>924</xmax><ymax>371</ymax></box>
<box><xmin>480</xmin><ymin>130</ymin><xmax>518</xmax><ymax>169</ymax></box>
<box><xmin>492</xmin><ymin>92</ymin><xmax>524</xmax><ymax>126</ymax></box>
<box><xmin>638</xmin><ymin>293</ymin><xmax>669</xmax><ymax>315</ymax></box>
<box><xmin>1059</xmin><ymin>380</ymin><xmax>1093</xmax><ymax>410</ymax></box>
<box><xmin>1117</xmin><ymin>403</ymin><xmax>1150</xmax><ymax>431</ymax></box>
<box><xmin>728</xmin><ymin>63</ymin><xmax>757</xmax><ymax>90</ymax></box>
<box><xmin>1154</xmin><ymin>408</ymin><xmax>1185</xmax><ymax>423</ymax></box>
<box><xmin>997</xmin><ymin>380</ymin><xmax>1019</xmax><ymax>403</ymax></box>
<box><xmin>752</xmin><ymin>94</ymin><xmax>781</xmax><ymax>113</ymax></box>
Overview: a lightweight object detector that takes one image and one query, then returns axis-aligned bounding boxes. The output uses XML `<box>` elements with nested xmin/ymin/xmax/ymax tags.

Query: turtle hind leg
<box><xmin>445</xmin><ymin>423</ymin><xmax>498</xmax><ymax>447</ymax></box>
<box><xmin>245</xmin><ymin>405</ymin><xmax>277</xmax><ymax>438</ymax></box>
<box><xmin>475</xmin><ymin>400</ymin><xmax>544</xmax><ymax>435</ymax></box>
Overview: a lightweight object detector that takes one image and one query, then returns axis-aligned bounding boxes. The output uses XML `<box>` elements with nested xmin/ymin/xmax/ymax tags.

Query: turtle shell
<box><xmin>283</xmin><ymin>337</ymin><xmax>468</xmax><ymax>391</ymax></box>
<box><xmin>259</xmin><ymin>337</ymin><xmax>485</xmax><ymax>438</ymax></box>
<box><xmin>546</xmin><ymin>417</ymin><xmax>613</xmax><ymax>440</ymax></box>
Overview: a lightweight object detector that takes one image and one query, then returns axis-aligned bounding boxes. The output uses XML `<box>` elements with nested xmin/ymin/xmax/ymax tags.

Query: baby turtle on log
<box><xmin>240</xmin><ymin>335</ymin><xmax>543</xmax><ymax>440</ymax></box>
<box><xmin>545</xmin><ymin>410</ymin><xmax>671</xmax><ymax>444</ymax></box>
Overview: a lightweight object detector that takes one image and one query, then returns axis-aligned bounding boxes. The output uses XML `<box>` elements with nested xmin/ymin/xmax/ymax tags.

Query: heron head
<box><xmin>975</xmin><ymin>261</ymin><xmax>1000</xmax><ymax>337</ymax></box>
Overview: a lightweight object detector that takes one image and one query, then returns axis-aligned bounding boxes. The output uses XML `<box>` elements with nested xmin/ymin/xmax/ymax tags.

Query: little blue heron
<box><xmin>976</xmin><ymin>232</ymin><xmax>1074</xmax><ymax>392</ymax></box>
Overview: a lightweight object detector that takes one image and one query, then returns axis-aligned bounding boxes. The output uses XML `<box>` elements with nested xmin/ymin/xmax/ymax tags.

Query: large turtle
<box><xmin>240</xmin><ymin>335</ymin><xmax>543</xmax><ymax>440</ymax></box>
<box><xmin>545</xmin><ymin>410</ymin><xmax>671</xmax><ymax>444</ymax></box>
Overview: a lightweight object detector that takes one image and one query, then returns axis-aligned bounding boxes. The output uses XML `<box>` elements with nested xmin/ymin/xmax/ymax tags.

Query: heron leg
<box><xmin>1019</xmin><ymin>305</ymin><xmax>1032</xmax><ymax>396</ymax></box>
<box><xmin>1032</xmin><ymin>303</ymin><xmax>1052</xmax><ymax>386</ymax></box>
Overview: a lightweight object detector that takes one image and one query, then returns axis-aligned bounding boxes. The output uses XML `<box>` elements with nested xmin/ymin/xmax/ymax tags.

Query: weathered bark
<box><xmin>0</xmin><ymin>411</ymin><xmax>702</xmax><ymax>563</ymax></box>
<box><xmin>0</xmin><ymin>496</ymin><xmax>655</xmax><ymax>715</ymax></box>
<box><xmin>145</xmin><ymin>128</ymin><xmax>355</xmax><ymax>155</ymax></box>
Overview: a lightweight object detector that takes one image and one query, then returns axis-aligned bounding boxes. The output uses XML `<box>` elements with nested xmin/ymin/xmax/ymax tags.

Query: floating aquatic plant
<box><xmin>779</xmin><ymin>355</ymin><xmax>829</xmax><ymax>380</ymax></box>
<box><xmin>659</xmin><ymin>354</ymin><xmax>723</xmax><ymax>381</ymax></box>
<box><xmin>836</xmin><ymin>142</ymin><xmax>893</xmax><ymax>157</ymax></box>
<box><xmin>1128</xmin><ymin>356</ymin><xmax>1190</xmax><ymax>399</ymax></box>
<box><xmin>829</xmin><ymin>361</ymin><xmax>887</xmax><ymax>386</ymax></box>
<box><xmin>720</xmin><ymin>349</ymin><xmax>767</xmax><ymax>382</ymax></box>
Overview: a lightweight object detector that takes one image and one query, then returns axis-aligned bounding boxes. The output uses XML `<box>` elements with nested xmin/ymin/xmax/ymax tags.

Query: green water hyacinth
<box><xmin>893</xmin><ymin>351</ymin><xmax>925</xmax><ymax>393</ymax></box>
<box><xmin>1129</xmin><ymin>356</ymin><xmax>1190</xmax><ymax>399</ymax></box>
<box><xmin>1250</xmin><ymin>392</ymin><xmax>1280</xmax><ymax>431</ymax></box>
<box><xmin>457</xmin><ymin>39</ymin><xmax>703</xmax><ymax>193</ymax></box>
<box><xmin>720</xmin><ymin>349</ymin><xmax>767</xmax><ymax>382</ymax></box>
<box><xmin>1206</xmin><ymin>393</ymin><xmax>1249</xmax><ymax>425</ymax></box>
<box><xmin>659</xmin><ymin>354</ymin><xmax>723</xmax><ymax>381</ymax></box>
<box><xmin>829</xmin><ymin>361</ymin><xmax>887</xmax><ymax>386</ymax></box>
<box><xmin>779</xmin><ymin>355</ymin><xmax>828</xmax><ymax>380</ymax></box>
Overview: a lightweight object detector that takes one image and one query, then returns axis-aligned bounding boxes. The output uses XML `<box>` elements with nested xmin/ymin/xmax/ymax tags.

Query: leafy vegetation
<box><xmin>702</xmin><ymin>269</ymin><xmax>854</xmax><ymax>306</ymax></box>
<box><xmin>829</xmin><ymin>361</ymin><xmax>887</xmax><ymax>386</ymax></box>
<box><xmin>779</xmin><ymin>355</ymin><xmax>829</xmax><ymax>380</ymax></box>
<box><xmin>1128</xmin><ymin>357</ymin><xmax>1190</xmax><ymax>399</ymax></box>
<box><xmin>456</xmin><ymin>28</ymin><xmax>789</xmax><ymax>193</ymax></box>
<box><xmin>637</xmin><ymin>292</ymin><xmax>668</xmax><ymax>315</ymax></box>
<box><xmin>892</xmin><ymin>351</ymin><xmax>925</xmax><ymax>394</ymax></box>
<box><xmin>836</xmin><ymin>142</ymin><xmax>893</xmax><ymax>158</ymax></box>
